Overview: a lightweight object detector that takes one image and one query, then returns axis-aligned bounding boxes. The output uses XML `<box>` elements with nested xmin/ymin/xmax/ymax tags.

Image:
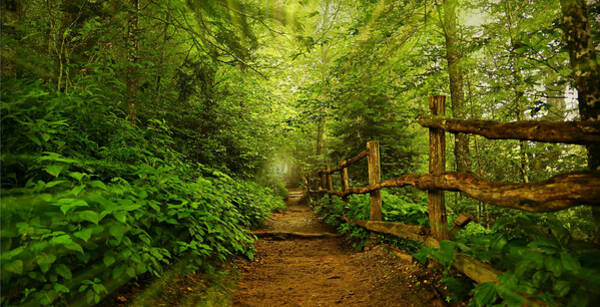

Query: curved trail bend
<box><xmin>233</xmin><ymin>188</ymin><xmax>444</xmax><ymax>307</ymax></box>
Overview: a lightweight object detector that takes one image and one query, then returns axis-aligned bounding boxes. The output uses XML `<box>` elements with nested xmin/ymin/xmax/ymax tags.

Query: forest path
<box><xmin>232</xmin><ymin>189</ymin><xmax>443</xmax><ymax>307</ymax></box>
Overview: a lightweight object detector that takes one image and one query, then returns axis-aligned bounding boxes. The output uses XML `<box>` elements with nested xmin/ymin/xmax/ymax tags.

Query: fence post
<box><xmin>367</xmin><ymin>141</ymin><xmax>382</xmax><ymax>221</ymax></box>
<box><xmin>428</xmin><ymin>95</ymin><xmax>450</xmax><ymax>240</ymax></box>
<box><xmin>340</xmin><ymin>166</ymin><xmax>350</xmax><ymax>202</ymax></box>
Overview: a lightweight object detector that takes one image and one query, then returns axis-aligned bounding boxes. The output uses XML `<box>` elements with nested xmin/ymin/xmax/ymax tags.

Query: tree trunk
<box><xmin>315</xmin><ymin>116</ymin><xmax>326</xmax><ymax>157</ymax></box>
<box><xmin>442</xmin><ymin>0</ymin><xmax>470</xmax><ymax>173</ymax></box>
<box><xmin>126</xmin><ymin>0</ymin><xmax>139</xmax><ymax>124</ymax></box>
<box><xmin>504</xmin><ymin>1</ymin><xmax>530</xmax><ymax>183</ymax></box>
<box><xmin>560</xmin><ymin>0</ymin><xmax>600</xmax><ymax>242</ymax></box>
<box><xmin>154</xmin><ymin>10</ymin><xmax>170</xmax><ymax>105</ymax></box>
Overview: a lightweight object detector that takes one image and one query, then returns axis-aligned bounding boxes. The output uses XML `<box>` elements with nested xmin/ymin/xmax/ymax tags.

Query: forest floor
<box><xmin>232</xmin><ymin>188</ymin><xmax>447</xmax><ymax>307</ymax></box>
<box><xmin>104</xmin><ymin>189</ymin><xmax>454</xmax><ymax>307</ymax></box>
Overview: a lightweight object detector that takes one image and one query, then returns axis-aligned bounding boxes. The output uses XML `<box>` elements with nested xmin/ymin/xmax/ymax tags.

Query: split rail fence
<box><xmin>306</xmin><ymin>95</ymin><xmax>600</xmax><ymax>287</ymax></box>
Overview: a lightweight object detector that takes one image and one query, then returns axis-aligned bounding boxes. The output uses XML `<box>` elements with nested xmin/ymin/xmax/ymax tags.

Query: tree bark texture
<box><xmin>311</xmin><ymin>171</ymin><xmax>600</xmax><ymax>212</ymax></box>
<box><xmin>341</xmin><ymin>218</ymin><xmax>429</xmax><ymax>242</ymax></box>
<box><xmin>417</xmin><ymin>116</ymin><xmax>600</xmax><ymax>144</ymax></box>
<box><xmin>367</xmin><ymin>141</ymin><xmax>382</xmax><ymax>221</ymax></box>
<box><xmin>326</xmin><ymin>164</ymin><xmax>334</xmax><ymax>191</ymax></box>
<box><xmin>560</xmin><ymin>0</ymin><xmax>600</xmax><ymax>241</ymax></box>
<box><xmin>428</xmin><ymin>96</ymin><xmax>450</xmax><ymax>240</ymax></box>
<box><xmin>340</xmin><ymin>167</ymin><xmax>349</xmax><ymax>202</ymax></box>
<box><xmin>442</xmin><ymin>0</ymin><xmax>470</xmax><ymax>173</ymax></box>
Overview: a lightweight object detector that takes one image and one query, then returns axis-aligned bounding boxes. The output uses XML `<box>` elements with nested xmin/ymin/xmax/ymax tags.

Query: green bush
<box><xmin>414</xmin><ymin>213</ymin><xmax>600</xmax><ymax>306</ymax></box>
<box><xmin>0</xmin><ymin>80</ymin><xmax>284</xmax><ymax>306</ymax></box>
<box><xmin>313</xmin><ymin>190</ymin><xmax>427</xmax><ymax>250</ymax></box>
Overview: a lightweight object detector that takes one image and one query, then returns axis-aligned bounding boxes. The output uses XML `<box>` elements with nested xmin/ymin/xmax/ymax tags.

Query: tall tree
<box><xmin>560</xmin><ymin>0</ymin><xmax>600</xmax><ymax>240</ymax></box>
<box><xmin>126</xmin><ymin>0</ymin><xmax>139</xmax><ymax>124</ymax></box>
<box><xmin>504</xmin><ymin>0</ymin><xmax>530</xmax><ymax>182</ymax></box>
<box><xmin>442</xmin><ymin>0</ymin><xmax>470</xmax><ymax>173</ymax></box>
<box><xmin>314</xmin><ymin>0</ymin><xmax>336</xmax><ymax>160</ymax></box>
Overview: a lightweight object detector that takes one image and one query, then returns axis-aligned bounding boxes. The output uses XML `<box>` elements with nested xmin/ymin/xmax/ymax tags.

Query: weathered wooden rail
<box><xmin>306</xmin><ymin>95</ymin><xmax>600</xmax><ymax>290</ymax></box>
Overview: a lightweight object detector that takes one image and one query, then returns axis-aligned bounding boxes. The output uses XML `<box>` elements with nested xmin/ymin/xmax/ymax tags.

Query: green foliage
<box><xmin>470</xmin><ymin>282</ymin><xmax>499</xmax><ymax>307</ymax></box>
<box><xmin>441</xmin><ymin>276</ymin><xmax>473</xmax><ymax>302</ymax></box>
<box><xmin>420</xmin><ymin>213</ymin><xmax>600</xmax><ymax>306</ymax></box>
<box><xmin>381</xmin><ymin>190</ymin><xmax>429</xmax><ymax>226</ymax></box>
<box><xmin>313</xmin><ymin>190</ymin><xmax>428</xmax><ymax>250</ymax></box>
<box><xmin>0</xmin><ymin>80</ymin><xmax>284</xmax><ymax>306</ymax></box>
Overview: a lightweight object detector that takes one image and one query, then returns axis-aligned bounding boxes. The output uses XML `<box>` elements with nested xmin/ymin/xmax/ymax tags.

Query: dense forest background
<box><xmin>2</xmin><ymin>0</ymin><xmax>600</xmax><ymax>306</ymax></box>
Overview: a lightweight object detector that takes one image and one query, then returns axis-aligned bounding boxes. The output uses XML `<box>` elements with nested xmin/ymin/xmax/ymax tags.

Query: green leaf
<box><xmin>515</xmin><ymin>260</ymin><xmax>535</xmax><ymax>277</ymax></box>
<box><xmin>89</xmin><ymin>180</ymin><xmax>108</xmax><ymax>190</ymax></box>
<box><xmin>553</xmin><ymin>280</ymin><xmax>571</xmax><ymax>297</ymax></box>
<box><xmin>79</xmin><ymin>210</ymin><xmax>100</xmax><ymax>224</ymax></box>
<box><xmin>121</xmin><ymin>202</ymin><xmax>142</xmax><ymax>212</ymax></box>
<box><xmin>45</xmin><ymin>164</ymin><xmax>66</xmax><ymax>177</ymax></box>
<box><xmin>432</xmin><ymin>240</ymin><xmax>455</xmax><ymax>268</ymax></box>
<box><xmin>26</xmin><ymin>133</ymin><xmax>41</xmax><ymax>146</ymax></box>
<box><xmin>138</xmin><ymin>190</ymin><xmax>148</xmax><ymax>199</ymax></box>
<box><xmin>136</xmin><ymin>262</ymin><xmax>147</xmax><ymax>274</ymax></box>
<box><xmin>64</xmin><ymin>242</ymin><xmax>84</xmax><ymax>254</ymax></box>
<box><xmin>54</xmin><ymin>283</ymin><xmax>70</xmax><ymax>293</ymax></box>
<box><xmin>73</xmin><ymin>228</ymin><xmax>93</xmax><ymax>242</ymax></box>
<box><xmin>113</xmin><ymin>211</ymin><xmax>127</xmax><ymax>223</ymax></box>
<box><xmin>55</xmin><ymin>264</ymin><xmax>72</xmax><ymax>279</ymax></box>
<box><xmin>412</xmin><ymin>246</ymin><xmax>433</xmax><ymax>264</ymax></box>
<box><xmin>16</xmin><ymin>222</ymin><xmax>31</xmax><ymax>235</ymax></box>
<box><xmin>70</xmin><ymin>184</ymin><xmax>86</xmax><ymax>196</ymax></box>
<box><xmin>69</xmin><ymin>172</ymin><xmax>87</xmax><ymax>182</ymax></box>
<box><xmin>560</xmin><ymin>253</ymin><xmax>581</xmax><ymax>273</ymax></box>
<box><xmin>37</xmin><ymin>254</ymin><xmax>57</xmax><ymax>273</ymax></box>
<box><xmin>491</xmin><ymin>235</ymin><xmax>508</xmax><ymax>252</ymax></box>
<box><xmin>103</xmin><ymin>253</ymin><xmax>116</xmax><ymax>267</ymax></box>
<box><xmin>4</xmin><ymin>260</ymin><xmax>24</xmax><ymax>274</ymax></box>
<box><xmin>50</xmin><ymin>234</ymin><xmax>74</xmax><ymax>246</ymax></box>
<box><xmin>39</xmin><ymin>193</ymin><xmax>53</xmax><ymax>202</ymax></box>
<box><xmin>473</xmin><ymin>282</ymin><xmax>498</xmax><ymax>307</ymax></box>
<box><xmin>2</xmin><ymin>246</ymin><xmax>25</xmax><ymax>262</ymax></box>
<box><xmin>58</xmin><ymin>199</ymin><xmax>89</xmax><ymax>214</ymax></box>
<box><xmin>45</xmin><ymin>180</ymin><xmax>68</xmax><ymax>188</ymax></box>
<box><xmin>544</xmin><ymin>256</ymin><xmax>562</xmax><ymax>277</ymax></box>
<box><xmin>126</xmin><ymin>266</ymin><xmax>136</xmax><ymax>277</ymax></box>
<box><xmin>92</xmin><ymin>283</ymin><xmax>107</xmax><ymax>294</ymax></box>
<box><xmin>528</xmin><ymin>239</ymin><xmax>559</xmax><ymax>254</ymax></box>
<box><xmin>109</xmin><ymin>224</ymin><xmax>128</xmax><ymax>242</ymax></box>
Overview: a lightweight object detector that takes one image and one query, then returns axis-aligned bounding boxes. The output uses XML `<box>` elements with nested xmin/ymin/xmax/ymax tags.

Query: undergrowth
<box><xmin>312</xmin><ymin>191</ymin><xmax>600</xmax><ymax>306</ymax></box>
<box><xmin>0</xmin><ymin>80</ymin><xmax>285</xmax><ymax>306</ymax></box>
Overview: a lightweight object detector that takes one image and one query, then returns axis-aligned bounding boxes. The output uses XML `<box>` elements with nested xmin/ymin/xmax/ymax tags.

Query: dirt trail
<box><xmin>233</xmin><ymin>189</ymin><xmax>444</xmax><ymax>307</ymax></box>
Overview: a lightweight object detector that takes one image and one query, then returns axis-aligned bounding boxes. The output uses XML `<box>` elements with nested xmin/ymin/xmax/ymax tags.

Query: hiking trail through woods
<box><xmin>233</xmin><ymin>188</ymin><xmax>446</xmax><ymax>307</ymax></box>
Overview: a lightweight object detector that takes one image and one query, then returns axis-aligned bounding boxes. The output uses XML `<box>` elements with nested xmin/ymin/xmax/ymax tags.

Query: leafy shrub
<box><xmin>414</xmin><ymin>214</ymin><xmax>600</xmax><ymax>306</ymax></box>
<box><xmin>0</xmin><ymin>80</ymin><xmax>284</xmax><ymax>306</ymax></box>
<box><xmin>313</xmin><ymin>190</ymin><xmax>428</xmax><ymax>250</ymax></box>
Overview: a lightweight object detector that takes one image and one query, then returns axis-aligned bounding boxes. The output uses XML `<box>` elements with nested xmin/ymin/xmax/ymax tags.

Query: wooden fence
<box><xmin>306</xmin><ymin>95</ymin><xmax>600</xmax><ymax>287</ymax></box>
